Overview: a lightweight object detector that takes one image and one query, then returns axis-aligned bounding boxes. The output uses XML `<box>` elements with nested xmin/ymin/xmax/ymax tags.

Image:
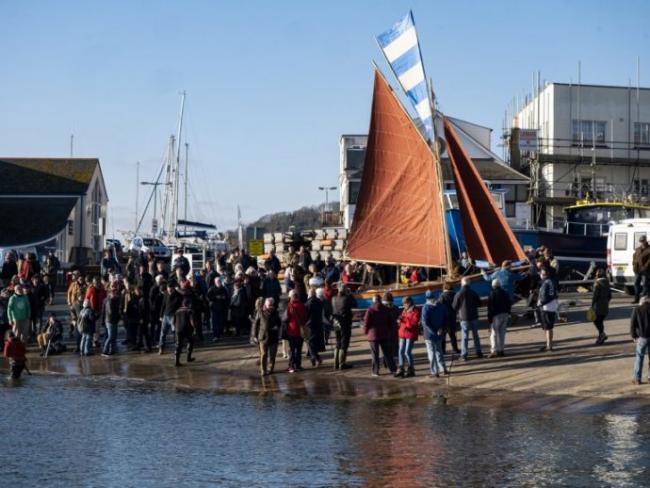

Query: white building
<box><xmin>340</xmin><ymin>116</ymin><xmax>530</xmax><ymax>230</ymax></box>
<box><xmin>510</xmin><ymin>82</ymin><xmax>650</xmax><ymax>228</ymax></box>
<box><xmin>0</xmin><ymin>158</ymin><xmax>109</xmax><ymax>266</ymax></box>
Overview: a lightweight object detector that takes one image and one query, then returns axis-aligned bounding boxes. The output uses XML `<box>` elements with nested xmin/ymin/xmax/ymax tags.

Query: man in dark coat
<box><xmin>631</xmin><ymin>296</ymin><xmax>650</xmax><ymax>384</ymax></box>
<box><xmin>263</xmin><ymin>249</ymin><xmax>281</xmax><ymax>275</ymax></box>
<box><xmin>229</xmin><ymin>279</ymin><xmax>249</xmax><ymax>336</ymax></box>
<box><xmin>487</xmin><ymin>279</ymin><xmax>512</xmax><ymax>357</ymax></box>
<box><xmin>591</xmin><ymin>268</ymin><xmax>612</xmax><ymax>345</ymax></box>
<box><xmin>331</xmin><ymin>285</ymin><xmax>357</xmax><ymax>370</ymax></box>
<box><xmin>207</xmin><ymin>277</ymin><xmax>229</xmax><ymax>342</ymax></box>
<box><xmin>453</xmin><ymin>277</ymin><xmax>483</xmax><ymax>360</ymax></box>
<box><xmin>174</xmin><ymin>298</ymin><xmax>195</xmax><ymax>367</ymax></box>
<box><xmin>172</xmin><ymin>248</ymin><xmax>191</xmax><ymax>276</ymax></box>
<box><xmin>305</xmin><ymin>289</ymin><xmax>325</xmax><ymax>367</ymax></box>
<box><xmin>632</xmin><ymin>235</ymin><xmax>650</xmax><ymax>303</ymax></box>
<box><xmin>363</xmin><ymin>294</ymin><xmax>397</xmax><ymax>376</ymax></box>
<box><xmin>261</xmin><ymin>270</ymin><xmax>282</xmax><ymax>307</ymax></box>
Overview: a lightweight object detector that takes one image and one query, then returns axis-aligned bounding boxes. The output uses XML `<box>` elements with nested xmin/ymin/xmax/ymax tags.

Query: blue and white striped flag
<box><xmin>376</xmin><ymin>11</ymin><xmax>433</xmax><ymax>141</ymax></box>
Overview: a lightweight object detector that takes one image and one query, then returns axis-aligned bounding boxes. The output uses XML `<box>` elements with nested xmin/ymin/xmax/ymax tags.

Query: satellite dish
<box><xmin>436</xmin><ymin>137</ymin><xmax>447</xmax><ymax>155</ymax></box>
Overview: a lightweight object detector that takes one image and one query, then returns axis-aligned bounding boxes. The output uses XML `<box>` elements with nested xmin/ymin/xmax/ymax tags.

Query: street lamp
<box><xmin>318</xmin><ymin>186</ymin><xmax>337</xmax><ymax>225</ymax></box>
<box><xmin>141</xmin><ymin>181</ymin><xmax>170</xmax><ymax>236</ymax></box>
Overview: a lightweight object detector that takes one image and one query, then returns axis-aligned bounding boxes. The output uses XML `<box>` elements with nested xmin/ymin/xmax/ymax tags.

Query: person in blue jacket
<box><xmin>421</xmin><ymin>290</ymin><xmax>449</xmax><ymax>377</ymax></box>
<box><xmin>482</xmin><ymin>260</ymin><xmax>523</xmax><ymax>300</ymax></box>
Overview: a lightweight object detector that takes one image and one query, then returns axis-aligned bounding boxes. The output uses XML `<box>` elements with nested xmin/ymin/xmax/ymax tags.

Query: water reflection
<box><xmin>3</xmin><ymin>376</ymin><xmax>650</xmax><ymax>487</ymax></box>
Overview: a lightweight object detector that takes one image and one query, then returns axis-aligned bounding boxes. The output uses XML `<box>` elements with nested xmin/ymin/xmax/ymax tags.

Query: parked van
<box><xmin>607</xmin><ymin>219</ymin><xmax>650</xmax><ymax>291</ymax></box>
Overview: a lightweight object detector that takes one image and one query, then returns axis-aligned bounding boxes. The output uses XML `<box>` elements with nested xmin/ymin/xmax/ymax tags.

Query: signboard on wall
<box><xmin>519</xmin><ymin>129</ymin><xmax>538</xmax><ymax>153</ymax></box>
<box><xmin>248</xmin><ymin>239</ymin><xmax>264</xmax><ymax>256</ymax></box>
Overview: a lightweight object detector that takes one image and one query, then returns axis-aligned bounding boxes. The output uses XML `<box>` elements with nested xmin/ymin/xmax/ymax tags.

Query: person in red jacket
<box><xmin>85</xmin><ymin>276</ymin><xmax>107</xmax><ymax>347</ymax></box>
<box><xmin>395</xmin><ymin>296</ymin><xmax>420</xmax><ymax>378</ymax></box>
<box><xmin>286</xmin><ymin>290</ymin><xmax>306</xmax><ymax>373</ymax></box>
<box><xmin>4</xmin><ymin>330</ymin><xmax>27</xmax><ymax>379</ymax></box>
<box><xmin>363</xmin><ymin>294</ymin><xmax>397</xmax><ymax>376</ymax></box>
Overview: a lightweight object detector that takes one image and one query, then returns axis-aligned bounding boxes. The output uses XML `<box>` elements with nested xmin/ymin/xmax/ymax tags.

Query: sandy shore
<box><xmin>3</xmin><ymin>291</ymin><xmax>649</xmax><ymax>414</ymax></box>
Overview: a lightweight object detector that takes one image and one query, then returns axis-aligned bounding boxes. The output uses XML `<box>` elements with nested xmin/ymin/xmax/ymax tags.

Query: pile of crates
<box><xmin>262</xmin><ymin>227</ymin><xmax>347</xmax><ymax>265</ymax></box>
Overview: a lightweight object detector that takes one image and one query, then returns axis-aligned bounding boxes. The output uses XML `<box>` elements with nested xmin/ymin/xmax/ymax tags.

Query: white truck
<box><xmin>607</xmin><ymin>218</ymin><xmax>650</xmax><ymax>292</ymax></box>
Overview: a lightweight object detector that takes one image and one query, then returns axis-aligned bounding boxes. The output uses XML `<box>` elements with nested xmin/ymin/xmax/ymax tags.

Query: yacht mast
<box><xmin>429</xmin><ymin>81</ymin><xmax>453</xmax><ymax>277</ymax></box>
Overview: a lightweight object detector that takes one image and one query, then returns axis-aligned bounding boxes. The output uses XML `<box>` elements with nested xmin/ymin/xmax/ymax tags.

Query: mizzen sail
<box><xmin>443</xmin><ymin>117</ymin><xmax>526</xmax><ymax>264</ymax></box>
<box><xmin>346</xmin><ymin>70</ymin><xmax>447</xmax><ymax>268</ymax></box>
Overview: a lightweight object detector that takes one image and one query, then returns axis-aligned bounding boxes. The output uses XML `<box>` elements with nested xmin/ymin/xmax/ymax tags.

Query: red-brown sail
<box><xmin>347</xmin><ymin>70</ymin><xmax>447</xmax><ymax>267</ymax></box>
<box><xmin>443</xmin><ymin>117</ymin><xmax>526</xmax><ymax>264</ymax></box>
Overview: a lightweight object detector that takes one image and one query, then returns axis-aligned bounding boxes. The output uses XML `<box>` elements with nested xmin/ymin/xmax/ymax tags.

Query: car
<box><xmin>129</xmin><ymin>237</ymin><xmax>172</xmax><ymax>260</ymax></box>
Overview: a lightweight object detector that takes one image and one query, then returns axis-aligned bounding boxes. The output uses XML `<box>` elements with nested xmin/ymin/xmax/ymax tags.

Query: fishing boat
<box><xmin>347</xmin><ymin>68</ymin><xmax>527</xmax><ymax>309</ymax></box>
<box><xmin>513</xmin><ymin>199</ymin><xmax>650</xmax><ymax>277</ymax></box>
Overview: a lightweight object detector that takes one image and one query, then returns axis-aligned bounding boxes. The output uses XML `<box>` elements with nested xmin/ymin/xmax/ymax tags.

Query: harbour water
<box><xmin>3</xmin><ymin>375</ymin><xmax>649</xmax><ymax>487</ymax></box>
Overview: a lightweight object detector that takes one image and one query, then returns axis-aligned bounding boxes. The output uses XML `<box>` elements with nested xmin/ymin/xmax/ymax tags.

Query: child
<box><xmin>4</xmin><ymin>330</ymin><xmax>27</xmax><ymax>379</ymax></box>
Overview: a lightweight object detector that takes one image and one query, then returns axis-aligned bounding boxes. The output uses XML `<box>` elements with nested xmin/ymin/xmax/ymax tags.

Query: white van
<box><xmin>607</xmin><ymin>219</ymin><xmax>650</xmax><ymax>290</ymax></box>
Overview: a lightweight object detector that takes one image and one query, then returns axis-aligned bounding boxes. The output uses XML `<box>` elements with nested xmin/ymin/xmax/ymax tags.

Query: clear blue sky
<box><xmin>1</xmin><ymin>0</ymin><xmax>648</xmax><ymax>235</ymax></box>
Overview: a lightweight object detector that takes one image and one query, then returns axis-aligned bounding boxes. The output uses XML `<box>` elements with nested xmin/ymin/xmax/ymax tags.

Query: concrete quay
<box><xmin>3</xmin><ymin>292</ymin><xmax>649</xmax><ymax>414</ymax></box>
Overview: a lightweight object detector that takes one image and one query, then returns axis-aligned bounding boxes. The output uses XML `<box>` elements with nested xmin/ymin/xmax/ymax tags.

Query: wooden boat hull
<box><xmin>353</xmin><ymin>271</ymin><xmax>493</xmax><ymax>309</ymax></box>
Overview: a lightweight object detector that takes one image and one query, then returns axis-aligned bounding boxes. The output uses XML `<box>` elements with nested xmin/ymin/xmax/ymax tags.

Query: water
<box><xmin>2</xmin><ymin>376</ymin><xmax>650</xmax><ymax>487</ymax></box>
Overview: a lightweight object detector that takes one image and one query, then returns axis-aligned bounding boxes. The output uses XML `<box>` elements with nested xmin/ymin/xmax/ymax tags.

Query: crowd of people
<box><xmin>3</xmin><ymin>241</ymin><xmax>650</xmax><ymax>385</ymax></box>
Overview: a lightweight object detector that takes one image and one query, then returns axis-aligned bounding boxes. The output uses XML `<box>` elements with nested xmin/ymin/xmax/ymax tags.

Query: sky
<box><xmin>1</xmin><ymin>0</ymin><xmax>649</xmax><ymax>236</ymax></box>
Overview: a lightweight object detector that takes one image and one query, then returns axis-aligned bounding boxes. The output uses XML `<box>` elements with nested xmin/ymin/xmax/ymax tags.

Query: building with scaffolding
<box><xmin>507</xmin><ymin>81</ymin><xmax>650</xmax><ymax>230</ymax></box>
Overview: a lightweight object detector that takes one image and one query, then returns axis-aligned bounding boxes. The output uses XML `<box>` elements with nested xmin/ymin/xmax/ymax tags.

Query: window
<box><xmin>348</xmin><ymin>181</ymin><xmax>361</xmax><ymax>204</ymax></box>
<box><xmin>345</xmin><ymin>148</ymin><xmax>365</xmax><ymax>171</ymax></box>
<box><xmin>635</xmin><ymin>122</ymin><xmax>650</xmax><ymax>147</ymax></box>
<box><xmin>614</xmin><ymin>233</ymin><xmax>628</xmax><ymax>251</ymax></box>
<box><xmin>572</xmin><ymin>120</ymin><xmax>607</xmax><ymax>146</ymax></box>
<box><xmin>633</xmin><ymin>179</ymin><xmax>649</xmax><ymax>196</ymax></box>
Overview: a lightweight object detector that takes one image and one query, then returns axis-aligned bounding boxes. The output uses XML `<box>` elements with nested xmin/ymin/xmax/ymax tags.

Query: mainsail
<box><xmin>347</xmin><ymin>70</ymin><xmax>447</xmax><ymax>267</ymax></box>
<box><xmin>443</xmin><ymin>117</ymin><xmax>527</xmax><ymax>264</ymax></box>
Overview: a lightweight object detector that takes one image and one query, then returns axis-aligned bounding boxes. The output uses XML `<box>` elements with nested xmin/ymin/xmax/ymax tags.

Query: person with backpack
<box><xmin>452</xmin><ymin>277</ymin><xmax>483</xmax><ymax>361</ymax></box>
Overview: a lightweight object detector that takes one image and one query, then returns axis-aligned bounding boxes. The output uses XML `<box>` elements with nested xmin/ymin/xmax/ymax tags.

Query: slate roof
<box><xmin>0</xmin><ymin>158</ymin><xmax>101</xmax><ymax>247</ymax></box>
<box><xmin>0</xmin><ymin>197</ymin><xmax>78</xmax><ymax>247</ymax></box>
<box><xmin>0</xmin><ymin>158</ymin><xmax>99</xmax><ymax>195</ymax></box>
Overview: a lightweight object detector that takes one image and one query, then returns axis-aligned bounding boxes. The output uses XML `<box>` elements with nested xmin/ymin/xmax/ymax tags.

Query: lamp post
<box><xmin>141</xmin><ymin>181</ymin><xmax>170</xmax><ymax>236</ymax></box>
<box><xmin>318</xmin><ymin>186</ymin><xmax>337</xmax><ymax>226</ymax></box>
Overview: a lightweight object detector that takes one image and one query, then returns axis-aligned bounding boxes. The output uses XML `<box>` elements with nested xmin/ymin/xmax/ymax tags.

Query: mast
<box><xmin>184</xmin><ymin>142</ymin><xmax>189</xmax><ymax>223</ymax></box>
<box><xmin>171</xmin><ymin>91</ymin><xmax>186</xmax><ymax>239</ymax></box>
<box><xmin>161</xmin><ymin>135</ymin><xmax>176</xmax><ymax>238</ymax></box>
<box><xmin>429</xmin><ymin>80</ymin><xmax>453</xmax><ymax>277</ymax></box>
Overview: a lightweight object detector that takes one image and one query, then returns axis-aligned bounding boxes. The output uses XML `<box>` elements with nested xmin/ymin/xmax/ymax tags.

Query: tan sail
<box><xmin>443</xmin><ymin>117</ymin><xmax>527</xmax><ymax>264</ymax></box>
<box><xmin>347</xmin><ymin>70</ymin><xmax>447</xmax><ymax>268</ymax></box>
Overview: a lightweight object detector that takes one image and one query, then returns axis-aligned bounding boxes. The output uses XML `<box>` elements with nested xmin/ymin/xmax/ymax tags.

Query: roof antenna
<box><xmin>70</xmin><ymin>133</ymin><xmax>74</xmax><ymax>158</ymax></box>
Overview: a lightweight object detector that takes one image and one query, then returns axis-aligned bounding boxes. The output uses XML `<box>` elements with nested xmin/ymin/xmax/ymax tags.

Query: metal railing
<box><xmin>564</xmin><ymin>221</ymin><xmax>609</xmax><ymax>236</ymax></box>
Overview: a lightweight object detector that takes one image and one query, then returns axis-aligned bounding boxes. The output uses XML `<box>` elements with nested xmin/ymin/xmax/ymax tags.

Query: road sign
<box><xmin>248</xmin><ymin>239</ymin><xmax>264</xmax><ymax>256</ymax></box>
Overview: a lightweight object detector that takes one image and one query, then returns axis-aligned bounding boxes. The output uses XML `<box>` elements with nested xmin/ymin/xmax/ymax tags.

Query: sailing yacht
<box><xmin>347</xmin><ymin>70</ymin><xmax>526</xmax><ymax>308</ymax></box>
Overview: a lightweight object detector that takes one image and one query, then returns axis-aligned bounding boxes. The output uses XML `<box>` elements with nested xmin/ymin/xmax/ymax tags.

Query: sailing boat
<box><xmin>347</xmin><ymin>69</ymin><xmax>526</xmax><ymax>308</ymax></box>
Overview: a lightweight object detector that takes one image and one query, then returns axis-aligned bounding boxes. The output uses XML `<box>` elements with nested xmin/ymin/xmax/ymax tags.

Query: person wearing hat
<box><xmin>482</xmin><ymin>260</ymin><xmax>523</xmax><ymax>301</ymax></box>
<box><xmin>632</xmin><ymin>235</ymin><xmax>650</xmax><ymax>303</ymax></box>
